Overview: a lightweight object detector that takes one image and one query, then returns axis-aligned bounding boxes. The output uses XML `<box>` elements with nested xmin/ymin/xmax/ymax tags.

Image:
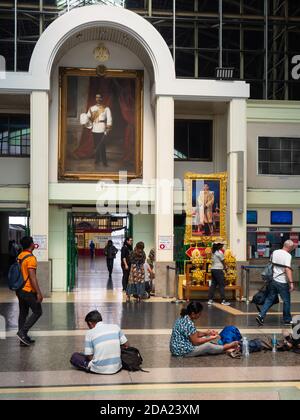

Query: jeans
<box><xmin>93</xmin><ymin>133</ymin><xmax>107</xmax><ymax>165</ymax></box>
<box><xmin>122</xmin><ymin>265</ymin><xmax>130</xmax><ymax>291</ymax></box>
<box><xmin>107</xmin><ymin>258</ymin><xmax>114</xmax><ymax>275</ymax></box>
<box><xmin>208</xmin><ymin>269</ymin><xmax>225</xmax><ymax>301</ymax></box>
<box><xmin>70</xmin><ymin>353</ymin><xmax>90</xmax><ymax>372</ymax></box>
<box><xmin>260</xmin><ymin>280</ymin><xmax>292</xmax><ymax>323</ymax></box>
<box><xmin>16</xmin><ymin>289</ymin><xmax>42</xmax><ymax>335</ymax></box>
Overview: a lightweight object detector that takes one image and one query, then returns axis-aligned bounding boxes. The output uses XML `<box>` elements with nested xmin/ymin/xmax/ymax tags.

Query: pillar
<box><xmin>227</xmin><ymin>99</ymin><xmax>247</xmax><ymax>262</ymax></box>
<box><xmin>30</xmin><ymin>91</ymin><xmax>51</xmax><ymax>296</ymax></box>
<box><xmin>154</xmin><ymin>96</ymin><xmax>176</xmax><ymax>297</ymax></box>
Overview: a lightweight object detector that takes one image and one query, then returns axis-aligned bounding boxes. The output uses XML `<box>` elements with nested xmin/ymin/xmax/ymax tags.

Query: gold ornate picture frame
<box><xmin>58</xmin><ymin>67</ymin><xmax>143</xmax><ymax>180</ymax></box>
<box><xmin>184</xmin><ymin>172</ymin><xmax>227</xmax><ymax>244</ymax></box>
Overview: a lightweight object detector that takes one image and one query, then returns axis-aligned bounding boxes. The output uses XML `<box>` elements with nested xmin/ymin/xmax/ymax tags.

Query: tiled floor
<box><xmin>0</xmin><ymin>256</ymin><xmax>300</xmax><ymax>400</ymax></box>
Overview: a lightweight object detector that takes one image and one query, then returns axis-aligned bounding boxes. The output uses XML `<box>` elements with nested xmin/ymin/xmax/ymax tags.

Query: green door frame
<box><xmin>67</xmin><ymin>212</ymin><xmax>77</xmax><ymax>292</ymax></box>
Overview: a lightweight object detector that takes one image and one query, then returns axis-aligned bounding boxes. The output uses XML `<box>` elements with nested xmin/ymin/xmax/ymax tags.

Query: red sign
<box><xmin>290</xmin><ymin>232</ymin><xmax>299</xmax><ymax>246</ymax></box>
<box><xmin>185</xmin><ymin>247</ymin><xmax>207</xmax><ymax>259</ymax></box>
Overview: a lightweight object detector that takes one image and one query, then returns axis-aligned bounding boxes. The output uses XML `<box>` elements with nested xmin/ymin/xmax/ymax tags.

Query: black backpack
<box><xmin>121</xmin><ymin>346</ymin><xmax>148</xmax><ymax>372</ymax></box>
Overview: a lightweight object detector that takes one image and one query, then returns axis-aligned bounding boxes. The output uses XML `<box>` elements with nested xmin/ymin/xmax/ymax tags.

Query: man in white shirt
<box><xmin>81</xmin><ymin>94</ymin><xmax>112</xmax><ymax>167</ymax></box>
<box><xmin>70</xmin><ymin>310</ymin><xmax>128</xmax><ymax>374</ymax></box>
<box><xmin>256</xmin><ymin>240</ymin><xmax>295</xmax><ymax>326</ymax></box>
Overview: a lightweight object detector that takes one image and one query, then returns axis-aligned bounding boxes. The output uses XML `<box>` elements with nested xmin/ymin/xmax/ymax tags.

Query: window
<box><xmin>258</xmin><ymin>137</ymin><xmax>300</xmax><ymax>175</ymax></box>
<box><xmin>174</xmin><ymin>120</ymin><xmax>212</xmax><ymax>161</ymax></box>
<box><xmin>0</xmin><ymin>115</ymin><xmax>30</xmax><ymax>156</ymax></box>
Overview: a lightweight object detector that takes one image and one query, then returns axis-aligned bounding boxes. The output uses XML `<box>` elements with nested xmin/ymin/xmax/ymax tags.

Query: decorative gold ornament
<box><xmin>93</xmin><ymin>44</ymin><xmax>110</xmax><ymax>62</ymax></box>
<box><xmin>96</xmin><ymin>65</ymin><xmax>107</xmax><ymax>77</ymax></box>
<box><xmin>224</xmin><ymin>249</ymin><xmax>237</xmax><ymax>287</ymax></box>
<box><xmin>191</xmin><ymin>249</ymin><xmax>205</xmax><ymax>286</ymax></box>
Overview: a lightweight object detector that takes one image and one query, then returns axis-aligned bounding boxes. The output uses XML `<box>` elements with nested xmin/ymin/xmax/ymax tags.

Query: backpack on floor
<box><xmin>219</xmin><ymin>326</ymin><xmax>242</xmax><ymax>345</ymax></box>
<box><xmin>121</xmin><ymin>346</ymin><xmax>148</xmax><ymax>372</ymax></box>
<box><xmin>7</xmin><ymin>254</ymin><xmax>32</xmax><ymax>291</ymax></box>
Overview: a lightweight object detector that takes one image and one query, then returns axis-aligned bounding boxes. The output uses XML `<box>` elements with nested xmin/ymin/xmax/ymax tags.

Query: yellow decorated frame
<box><xmin>184</xmin><ymin>172</ymin><xmax>227</xmax><ymax>245</ymax></box>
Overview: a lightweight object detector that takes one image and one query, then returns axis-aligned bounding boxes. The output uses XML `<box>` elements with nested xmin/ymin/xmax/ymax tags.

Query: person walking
<box><xmin>256</xmin><ymin>240</ymin><xmax>295</xmax><ymax>326</ymax></box>
<box><xmin>126</xmin><ymin>241</ymin><xmax>146</xmax><ymax>303</ymax></box>
<box><xmin>104</xmin><ymin>240</ymin><xmax>118</xmax><ymax>277</ymax></box>
<box><xmin>121</xmin><ymin>237</ymin><xmax>133</xmax><ymax>291</ymax></box>
<box><xmin>16</xmin><ymin>236</ymin><xmax>43</xmax><ymax>346</ymax></box>
<box><xmin>89</xmin><ymin>240</ymin><xmax>95</xmax><ymax>259</ymax></box>
<box><xmin>208</xmin><ymin>243</ymin><xmax>231</xmax><ymax>306</ymax></box>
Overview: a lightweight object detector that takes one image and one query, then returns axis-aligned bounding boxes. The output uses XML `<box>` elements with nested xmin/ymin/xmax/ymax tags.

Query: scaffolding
<box><xmin>0</xmin><ymin>0</ymin><xmax>299</xmax><ymax>100</ymax></box>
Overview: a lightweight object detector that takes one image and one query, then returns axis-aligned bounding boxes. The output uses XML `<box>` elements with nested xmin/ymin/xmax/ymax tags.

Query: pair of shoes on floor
<box><xmin>227</xmin><ymin>348</ymin><xmax>242</xmax><ymax>359</ymax></box>
<box><xmin>208</xmin><ymin>300</ymin><xmax>231</xmax><ymax>306</ymax></box>
<box><xmin>17</xmin><ymin>332</ymin><xmax>35</xmax><ymax>346</ymax></box>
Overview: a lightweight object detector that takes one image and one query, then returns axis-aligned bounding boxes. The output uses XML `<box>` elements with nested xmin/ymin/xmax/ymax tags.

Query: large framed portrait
<box><xmin>185</xmin><ymin>172</ymin><xmax>227</xmax><ymax>244</ymax></box>
<box><xmin>58</xmin><ymin>67</ymin><xmax>143</xmax><ymax>180</ymax></box>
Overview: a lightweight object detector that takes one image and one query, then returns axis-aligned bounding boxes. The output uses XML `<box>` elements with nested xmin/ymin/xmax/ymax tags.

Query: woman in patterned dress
<box><xmin>170</xmin><ymin>301</ymin><xmax>239</xmax><ymax>357</ymax></box>
<box><xmin>126</xmin><ymin>242</ymin><xmax>146</xmax><ymax>303</ymax></box>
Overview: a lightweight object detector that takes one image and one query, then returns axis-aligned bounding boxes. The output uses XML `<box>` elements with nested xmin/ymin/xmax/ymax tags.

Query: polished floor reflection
<box><xmin>76</xmin><ymin>255</ymin><xmax>123</xmax><ymax>290</ymax></box>
<box><xmin>0</xmin><ymin>256</ymin><xmax>300</xmax><ymax>400</ymax></box>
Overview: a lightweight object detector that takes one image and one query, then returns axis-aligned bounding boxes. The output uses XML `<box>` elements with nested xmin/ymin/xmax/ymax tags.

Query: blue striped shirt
<box><xmin>84</xmin><ymin>322</ymin><xmax>127</xmax><ymax>374</ymax></box>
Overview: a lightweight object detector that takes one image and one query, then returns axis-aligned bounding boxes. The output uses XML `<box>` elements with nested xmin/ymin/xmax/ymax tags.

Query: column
<box><xmin>227</xmin><ymin>99</ymin><xmax>247</xmax><ymax>262</ymax></box>
<box><xmin>30</xmin><ymin>91</ymin><xmax>50</xmax><ymax>295</ymax></box>
<box><xmin>155</xmin><ymin>96</ymin><xmax>175</xmax><ymax>297</ymax></box>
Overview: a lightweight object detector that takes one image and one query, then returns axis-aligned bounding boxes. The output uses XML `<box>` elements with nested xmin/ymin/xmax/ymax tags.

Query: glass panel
<box><xmin>259</xmin><ymin>137</ymin><xmax>269</xmax><ymax>148</ymax></box>
<box><xmin>270</xmin><ymin>150</ymin><xmax>280</xmax><ymax>162</ymax></box>
<box><xmin>281</xmin><ymin>150</ymin><xmax>292</xmax><ymax>163</ymax></box>
<box><xmin>280</xmin><ymin>163</ymin><xmax>292</xmax><ymax>175</ymax></box>
<box><xmin>268</xmin><ymin>138</ymin><xmax>280</xmax><ymax>149</ymax></box>
<box><xmin>293</xmin><ymin>164</ymin><xmax>300</xmax><ymax>175</ymax></box>
<box><xmin>268</xmin><ymin>163</ymin><xmax>281</xmax><ymax>174</ymax></box>
<box><xmin>174</xmin><ymin>120</ymin><xmax>188</xmax><ymax>159</ymax></box>
<box><xmin>188</xmin><ymin>120</ymin><xmax>212</xmax><ymax>160</ymax></box>
<box><xmin>0</xmin><ymin>115</ymin><xmax>30</xmax><ymax>156</ymax></box>
<box><xmin>258</xmin><ymin>162</ymin><xmax>269</xmax><ymax>174</ymax></box>
<box><xmin>258</xmin><ymin>150</ymin><xmax>269</xmax><ymax>161</ymax></box>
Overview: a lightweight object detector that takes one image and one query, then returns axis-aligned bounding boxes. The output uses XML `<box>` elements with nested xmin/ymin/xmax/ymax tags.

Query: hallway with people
<box><xmin>1</xmin><ymin>271</ymin><xmax>300</xmax><ymax>400</ymax></box>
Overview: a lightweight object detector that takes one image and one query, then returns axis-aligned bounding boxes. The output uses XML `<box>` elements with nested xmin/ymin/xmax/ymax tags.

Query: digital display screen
<box><xmin>247</xmin><ymin>210</ymin><xmax>257</xmax><ymax>224</ymax></box>
<box><xmin>271</xmin><ymin>211</ymin><xmax>293</xmax><ymax>225</ymax></box>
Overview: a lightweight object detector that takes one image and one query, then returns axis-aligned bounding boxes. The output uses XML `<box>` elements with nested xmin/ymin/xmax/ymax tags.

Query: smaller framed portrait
<box><xmin>184</xmin><ymin>172</ymin><xmax>227</xmax><ymax>244</ymax></box>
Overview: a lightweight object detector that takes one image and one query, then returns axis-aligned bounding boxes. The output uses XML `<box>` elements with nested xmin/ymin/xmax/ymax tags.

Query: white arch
<box><xmin>29</xmin><ymin>5</ymin><xmax>175</xmax><ymax>92</ymax></box>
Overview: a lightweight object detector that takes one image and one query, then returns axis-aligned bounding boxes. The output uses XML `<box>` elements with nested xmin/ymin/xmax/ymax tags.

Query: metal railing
<box><xmin>57</xmin><ymin>0</ymin><xmax>124</xmax><ymax>14</ymax></box>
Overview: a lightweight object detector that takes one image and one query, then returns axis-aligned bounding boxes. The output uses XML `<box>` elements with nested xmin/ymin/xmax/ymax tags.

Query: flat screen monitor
<box><xmin>271</xmin><ymin>211</ymin><xmax>293</xmax><ymax>225</ymax></box>
<box><xmin>247</xmin><ymin>210</ymin><xmax>257</xmax><ymax>224</ymax></box>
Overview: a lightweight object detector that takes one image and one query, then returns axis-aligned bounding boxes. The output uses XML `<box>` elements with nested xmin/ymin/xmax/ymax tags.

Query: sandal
<box><xmin>227</xmin><ymin>349</ymin><xmax>242</xmax><ymax>359</ymax></box>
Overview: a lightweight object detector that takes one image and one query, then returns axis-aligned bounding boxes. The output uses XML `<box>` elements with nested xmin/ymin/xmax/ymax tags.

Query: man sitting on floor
<box><xmin>70</xmin><ymin>310</ymin><xmax>128</xmax><ymax>374</ymax></box>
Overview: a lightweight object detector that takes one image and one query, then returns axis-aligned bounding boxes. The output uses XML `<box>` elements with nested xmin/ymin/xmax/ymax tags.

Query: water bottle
<box><xmin>272</xmin><ymin>334</ymin><xmax>277</xmax><ymax>353</ymax></box>
<box><xmin>242</xmin><ymin>337</ymin><xmax>249</xmax><ymax>357</ymax></box>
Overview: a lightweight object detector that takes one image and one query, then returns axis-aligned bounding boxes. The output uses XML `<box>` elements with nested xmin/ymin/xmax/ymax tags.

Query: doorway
<box><xmin>0</xmin><ymin>210</ymin><xmax>29</xmax><ymax>287</ymax></box>
<box><xmin>67</xmin><ymin>212</ymin><xmax>130</xmax><ymax>291</ymax></box>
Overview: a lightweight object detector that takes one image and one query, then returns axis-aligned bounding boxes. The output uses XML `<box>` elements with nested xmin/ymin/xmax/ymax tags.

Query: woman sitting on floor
<box><xmin>170</xmin><ymin>301</ymin><xmax>239</xmax><ymax>358</ymax></box>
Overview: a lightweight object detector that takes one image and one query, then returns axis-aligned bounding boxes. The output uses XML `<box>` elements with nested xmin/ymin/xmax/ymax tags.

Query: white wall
<box><xmin>0</xmin><ymin>158</ymin><xmax>30</xmax><ymax>185</ymax></box>
<box><xmin>49</xmin><ymin>40</ymin><xmax>155</xmax><ymax>185</ymax></box>
<box><xmin>132</xmin><ymin>214</ymin><xmax>155</xmax><ymax>257</ymax></box>
<box><xmin>247</xmin><ymin>122</ymin><xmax>300</xmax><ymax>189</ymax></box>
<box><xmin>49</xmin><ymin>206</ymin><xmax>68</xmax><ymax>291</ymax></box>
